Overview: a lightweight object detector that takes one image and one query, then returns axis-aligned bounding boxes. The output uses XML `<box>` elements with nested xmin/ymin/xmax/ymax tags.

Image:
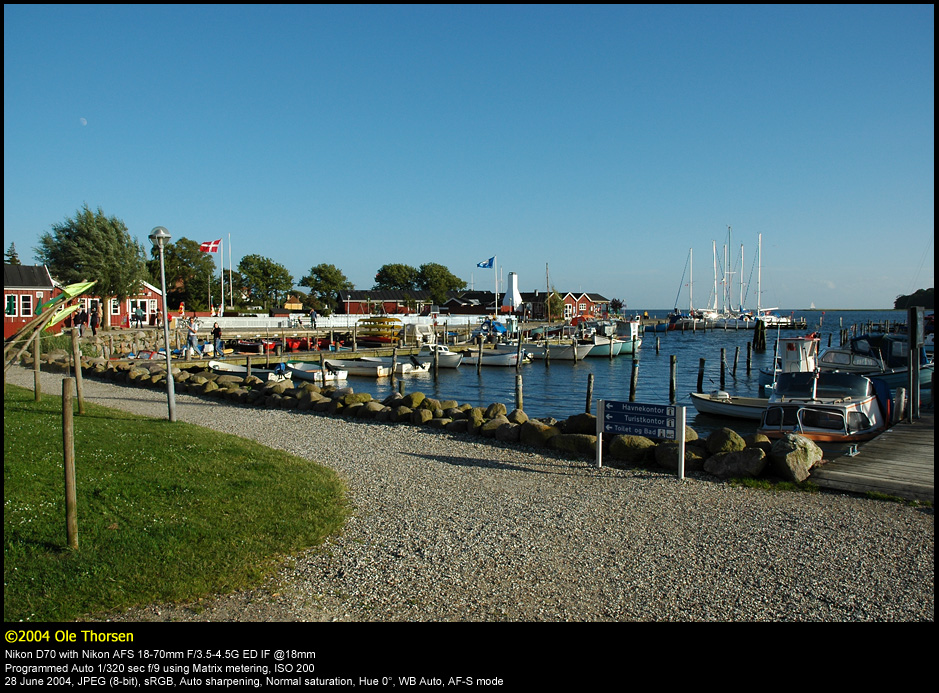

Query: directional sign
<box><xmin>596</xmin><ymin>399</ymin><xmax>687</xmax><ymax>479</ymax></box>
<box><xmin>601</xmin><ymin>400</ymin><xmax>678</xmax><ymax>439</ymax></box>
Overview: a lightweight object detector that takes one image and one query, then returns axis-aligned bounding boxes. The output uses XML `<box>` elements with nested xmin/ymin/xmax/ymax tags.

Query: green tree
<box><xmin>35</xmin><ymin>204</ymin><xmax>146</xmax><ymax>326</ymax></box>
<box><xmin>894</xmin><ymin>288</ymin><xmax>934</xmax><ymax>309</ymax></box>
<box><xmin>416</xmin><ymin>263</ymin><xmax>465</xmax><ymax>305</ymax></box>
<box><xmin>609</xmin><ymin>298</ymin><xmax>624</xmax><ymax>315</ymax></box>
<box><xmin>300</xmin><ymin>263</ymin><xmax>354</xmax><ymax>313</ymax></box>
<box><xmin>238</xmin><ymin>255</ymin><xmax>294</xmax><ymax>310</ymax></box>
<box><xmin>147</xmin><ymin>237</ymin><xmax>217</xmax><ymax>312</ymax></box>
<box><xmin>373</xmin><ymin>263</ymin><xmax>419</xmax><ymax>291</ymax></box>
<box><xmin>5</xmin><ymin>243</ymin><xmax>21</xmax><ymax>265</ymax></box>
<box><xmin>546</xmin><ymin>289</ymin><xmax>564</xmax><ymax>322</ymax></box>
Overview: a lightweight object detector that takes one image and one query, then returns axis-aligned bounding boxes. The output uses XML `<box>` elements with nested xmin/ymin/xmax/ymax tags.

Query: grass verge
<box><xmin>3</xmin><ymin>384</ymin><xmax>349</xmax><ymax>622</ymax></box>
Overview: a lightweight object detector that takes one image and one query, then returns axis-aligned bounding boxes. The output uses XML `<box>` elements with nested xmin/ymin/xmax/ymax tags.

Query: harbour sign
<box><xmin>596</xmin><ymin>399</ymin><xmax>687</xmax><ymax>479</ymax></box>
<box><xmin>601</xmin><ymin>401</ymin><xmax>679</xmax><ymax>439</ymax></box>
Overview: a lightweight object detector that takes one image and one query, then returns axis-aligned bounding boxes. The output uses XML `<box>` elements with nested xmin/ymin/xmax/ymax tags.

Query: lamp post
<box><xmin>149</xmin><ymin>226</ymin><xmax>177</xmax><ymax>422</ymax></box>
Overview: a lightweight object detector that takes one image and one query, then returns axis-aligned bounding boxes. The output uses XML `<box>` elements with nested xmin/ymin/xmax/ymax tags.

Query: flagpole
<box><xmin>228</xmin><ymin>233</ymin><xmax>233</xmax><ymax>309</ymax></box>
<box><xmin>220</xmin><ymin>238</ymin><xmax>224</xmax><ymax>316</ymax></box>
<box><xmin>494</xmin><ymin>256</ymin><xmax>498</xmax><ymax>315</ymax></box>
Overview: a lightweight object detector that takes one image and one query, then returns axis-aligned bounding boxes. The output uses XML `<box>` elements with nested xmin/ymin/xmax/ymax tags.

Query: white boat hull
<box><xmin>285</xmin><ymin>362</ymin><xmax>348</xmax><ymax>383</ymax></box>
<box><xmin>689</xmin><ymin>391</ymin><xmax>768</xmax><ymax>420</ymax></box>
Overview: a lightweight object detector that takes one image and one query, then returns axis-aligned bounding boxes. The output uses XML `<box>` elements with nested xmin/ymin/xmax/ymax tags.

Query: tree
<box><xmin>546</xmin><ymin>289</ymin><xmax>564</xmax><ymax>323</ymax></box>
<box><xmin>35</xmin><ymin>204</ymin><xmax>146</xmax><ymax>325</ymax></box>
<box><xmin>894</xmin><ymin>288</ymin><xmax>934</xmax><ymax>310</ymax></box>
<box><xmin>373</xmin><ymin>263</ymin><xmax>419</xmax><ymax>291</ymax></box>
<box><xmin>238</xmin><ymin>255</ymin><xmax>294</xmax><ymax>310</ymax></box>
<box><xmin>416</xmin><ymin>263</ymin><xmax>465</xmax><ymax>305</ymax></box>
<box><xmin>147</xmin><ymin>237</ymin><xmax>217</xmax><ymax>312</ymax></box>
<box><xmin>5</xmin><ymin>243</ymin><xmax>21</xmax><ymax>265</ymax></box>
<box><xmin>609</xmin><ymin>298</ymin><xmax>624</xmax><ymax>315</ymax></box>
<box><xmin>300</xmin><ymin>263</ymin><xmax>354</xmax><ymax>313</ymax></box>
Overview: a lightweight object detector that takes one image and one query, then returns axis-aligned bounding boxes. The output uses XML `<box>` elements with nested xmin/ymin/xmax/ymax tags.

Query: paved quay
<box><xmin>5</xmin><ymin>366</ymin><xmax>934</xmax><ymax>622</ymax></box>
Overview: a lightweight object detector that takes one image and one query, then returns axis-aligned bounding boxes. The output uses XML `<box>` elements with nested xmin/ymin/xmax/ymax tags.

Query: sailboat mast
<box><xmin>689</xmin><ymin>247</ymin><xmax>693</xmax><ymax>312</ymax></box>
<box><xmin>757</xmin><ymin>232</ymin><xmax>762</xmax><ymax>315</ymax></box>
<box><xmin>712</xmin><ymin>240</ymin><xmax>718</xmax><ymax>312</ymax></box>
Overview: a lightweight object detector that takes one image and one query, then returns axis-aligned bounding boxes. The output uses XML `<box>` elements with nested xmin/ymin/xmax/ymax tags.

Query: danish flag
<box><xmin>199</xmin><ymin>239</ymin><xmax>221</xmax><ymax>253</ymax></box>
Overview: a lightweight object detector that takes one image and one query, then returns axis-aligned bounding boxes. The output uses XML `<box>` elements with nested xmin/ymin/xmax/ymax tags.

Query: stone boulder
<box><xmin>608</xmin><ymin>435</ymin><xmax>656</xmax><ymax>466</ymax></box>
<box><xmin>548</xmin><ymin>433</ymin><xmax>596</xmax><ymax>457</ymax></box>
<box><xmin>485</xmin><ymin>402</ymin><xmax>507</xmax><ymax>419</ymax></box>
<box><xmin>564</xmin><ymin>412</ymin><xmax>597</xmax><ymax>435</ymax></box>
<box><xmin>769</xmin><ymin>434</ymin><xmax>823</xmax><ymax>482</ymax></box>
<box><xmin>704</xmin><ymin>448</ymin><xmax>768</xmax><ymax>479</ymax></box>
<box><xmin>480</xmin><ymin>415</ymin><xmax>510</xmax><ymax>437</ymax></box>
<box><xmin>507</xmin><ymin>408</ymin><xmax>529</xmax><ymax>425</ymax></box>
<box><xmin>519</xmin><ymin>420</ymin><xmax>560</xmax><ymax>447</ymax></box>
<box><xmin>706</xmin><ymin>427</ymin><xmax>746</xmax><ymax>455</ymax></box>
<box><xmin>401</xmin><ymin>392</ymin><xmax>425</xmax><ymax>408</ymax></box>
<box><xmin>654</xmin><ymin>442</ymin><xmax>707</xmax><ymax>472</ymax></box>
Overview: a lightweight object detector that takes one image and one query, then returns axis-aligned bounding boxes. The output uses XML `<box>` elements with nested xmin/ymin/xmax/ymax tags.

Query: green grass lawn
<box><xmin>3</xmin><ymin>384</ymin><xmax>349</xmax><ymax>622</ymax></box>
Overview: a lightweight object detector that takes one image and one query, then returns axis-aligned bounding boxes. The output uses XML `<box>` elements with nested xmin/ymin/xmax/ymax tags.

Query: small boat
<box><xmin>284</xmin><ymin>336</ymin><xmax>311</xmax><ymax>352</ymax></box>
<box><xmin>460</xmin><ymin>349</ymin><xmax>530</xmax><ymax>367</ymax></box>
<box><xmin>507</xmin><ymin>342</ymin><xmax>594</xmax><ymax>360</ymax></box>
<box><xmin>758</xmin><ymin>333</ymin><xmax>821</xmax><ymax>390</ymax></box>
<box><xmin>285</xmin><ymin>361</ymin><xmax>348</xmax><ymax>383</ymax></box>
<box><xmin>578</xmin><ymin>335</ymin><xmax>623</xmax><ymax>357</ymax></box>
<box><xmin>689</xmin><ymin>391</ymin><xmax>768</xmax><ymax>420</ymax></box>
<box><xmin>358</xmin><ymin>356</ymin><xmax>432</xmax><ymax>375</ymax></box>
<box><xmin>757</xmin><ymin>371</ymin><xmax>889</xmax><ymax>444</ymax></box>
<box><xmin>323</xmin><ymin>357</ymin><xmax>428</xmax><ymax>377</ymax></box>
<box><xmin>208</xmin><ymin>360</ymin><xmax>292</xmax><ymax>382</ymax></box>
<box><xmin>413</xmin><ymin>343</ymin><xmax>463</xmax><ymax>368</ymax></box>
<box><xmin>236</xmin><ymin>338</ymin><xmax>278</xmax><ymax>354</ymax></box>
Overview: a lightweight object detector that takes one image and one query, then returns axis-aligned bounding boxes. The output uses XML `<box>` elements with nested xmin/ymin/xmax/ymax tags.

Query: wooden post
<box><xmin>516</xmin><ymin>336</ymin><xmax>523</xmax><ymax>371</ymax></box>
<box><xmin>655</xmin><ymin>336</ymin><xmax>660</xmax><ymax>354</ymax></box>
<box><xmin>351</xmin><ymin>326</ymin><xmax>356</xmax><ymax>352</ymax></box>
<box><xmin>720</xmin><ymin>348</ymin><xmax>726</xmax><ymax>390</ymax></box>
<box><xmin>70</xmin><ymin>328</ymin><xmax>85</xmax><ymax>415</ymax></box>
<box><xmin>544</xmin><ymin>340</ymin><xmax>550</xmax><ymax>366</ymax></box>
<box><xmin>433</xmin><ymin>344</ymin><xmax>439</xmax><ymax>380</ymax></box>
<box><xmin>246</xmin><ymin>355</ymin><xmax>252</xmax><ymax>379</ymax></box>
<box><xmin>732</xmin><ymin>346</ymin><xmax>740</xmax><ymax>379</ymax></box>
<box><xmin>392</xmin><ymin>346</ymin><xmax>398</xmax><ymax>383</ymax></box>
<box><xmin>585</xmin><ymin>373</ymin><xmax>594</xmax><ymax>413</ymax></box>
<box><xmin>476</xmin><ymin>337</ymin><xmax>482</xmax><ymax>375</ymax></box>
<box><xmin>629</xmin><ymin>358</ymin><xmax>639</xmax><ymax>402</ymax></box>
<box><xmin>62</xmin><ymin>378</ymin><xmax>78</xmax><ymax>550</ymax></box>
<box><xmin>669</xmin><ymin>355</ymin><xmax>677</xmax><ymax>404</ymax></box>
<box><xmin>516</xmin><ymin>373</ymin><xmax>523</xmax><ymax>412</ymax></box>
<box><xmin>572</xmin><ymin>338</ymin><xmax>579</xmax><ymax>362</ymax></box>
<box><xmin>697</xmin><ymin>358</ymin><xmax>706</xmax><ymax>393</ymax></box>
<box><xmin>33</xmin><ymin>331</ymin><xmax>41</xmax><ymax>401</ymax></box>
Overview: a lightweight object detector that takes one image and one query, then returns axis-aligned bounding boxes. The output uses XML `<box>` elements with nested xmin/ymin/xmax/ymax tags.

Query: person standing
<box><xmin>212</xmin><ymin>322</ymin><xmax>224</xmax><ymax>359</ymax></box>
<box><xmin>310</xmin><ymin>308</ymin><xmax>318</xmax><ymax>330</ymax></box>
<box><xmin>187</xmin><ymin>316</ymin><xmax>201</xmax><ymax>357</ymax></box>
<box><xmin>89</xmin><ymin>307</ymin><xmax>100</xmax><ymax>336</ymax></box>
<box><xmin>76</xmin><ymin>306</ymin><xmax>88</xmax><ymax>337</ymax></box>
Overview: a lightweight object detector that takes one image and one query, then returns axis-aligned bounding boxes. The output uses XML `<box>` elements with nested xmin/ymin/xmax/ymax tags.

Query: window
<box><xmin>20</xmin><ymin>294</ymin><xmax>33</xmax><ymax>317</ymax></box>
<box><xmin>111</xmin><ymin>299</ymin><xmax>120</xmax><ymax>315</ymax></box>
<box><xmin>5</xmin><ymin>294</ymin><xmax>17</xmax><ymax>316</ymax></box>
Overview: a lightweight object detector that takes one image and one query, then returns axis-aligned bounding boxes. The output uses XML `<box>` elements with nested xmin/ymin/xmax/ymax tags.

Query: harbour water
<box><xmin>329</xmin><ymin>310</ymin><xmax>917</xmax><ymax>438</ymax></box>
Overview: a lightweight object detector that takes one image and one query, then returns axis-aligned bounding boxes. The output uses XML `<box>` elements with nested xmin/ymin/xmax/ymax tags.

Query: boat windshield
<box><xmin>774</xmin><ymin>372</ymin><xmax>871</xmax><ymax>399</ymax></box>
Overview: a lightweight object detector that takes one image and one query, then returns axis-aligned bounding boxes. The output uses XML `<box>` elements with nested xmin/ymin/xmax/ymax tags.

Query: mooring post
<box><xmin>669</xmin><ymin>355</ymin><xmax>677</xmax><ymax>403</ymax></box>
<box><xmin>586</xmin><ymin>373</ymin><xmax>594</xmax><ymax>413</ymax></box>
<box><xmin>516</xmin><ymin>373</ymin><xmax>523</xmax><ymax>412</ymax></box>
<box><xmin>476</xmin><ymin>337</ymin><xmax>482</xmax><ymax>375</ymax></box>
<box><xmin>720</xmin><ymin>348</ymin><xmax>726</xmax><ymax>389</ymax></box>
<box><xmin>629</xmin><ymin>358</ymin><xmax>639</xmax><ymax>402</ymax></box>
<box><xmin>746</xmin><ymin>342</ymin><xmax>752</xmax><ymax>375</ymax></box>
<box><xmin>732</xmin><ymin>346</ymin><xmax>740</xmax><ymax>379</ymax></box>
<box><xmin>246</xmin><ymin>355</ymin><xmax>252</xmax><ymax>379</ymax></box>
<box><xmin>697</xmin><ymin>357</ymin><xmax>706</xmax><ymax>393</ymax></box>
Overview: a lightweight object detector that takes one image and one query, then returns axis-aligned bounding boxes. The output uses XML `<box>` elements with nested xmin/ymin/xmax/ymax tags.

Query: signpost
<box><xmin>596</xmin><ymin>400</ymin><xmax>687</xmax><ymax>479</ymax></box>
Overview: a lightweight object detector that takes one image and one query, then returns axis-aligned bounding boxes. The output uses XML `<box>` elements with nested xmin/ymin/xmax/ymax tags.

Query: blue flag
<box><xmin>477</xmin><ymin>257</ymin><xmax>494</xmax><ymax>269</ymax></box>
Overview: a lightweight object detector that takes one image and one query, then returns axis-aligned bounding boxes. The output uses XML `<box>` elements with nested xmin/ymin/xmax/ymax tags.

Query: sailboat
<box><xmin>753</xmin><ymin>233</ymin><xmax>797</xmax><ymax>327</ymax></box>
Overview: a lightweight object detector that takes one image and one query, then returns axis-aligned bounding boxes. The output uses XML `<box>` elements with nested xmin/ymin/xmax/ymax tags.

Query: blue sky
<box><xmin>4</xmin><ymin>5</ymin><xmax>934</xmax><ymax>310</ymax></box>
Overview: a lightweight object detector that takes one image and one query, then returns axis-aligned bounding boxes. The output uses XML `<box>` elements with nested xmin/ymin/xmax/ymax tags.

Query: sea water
<box><xmin>331</xmin><ymin>310</ymin><xmax>914</xmax><ymax>437</ymax></box>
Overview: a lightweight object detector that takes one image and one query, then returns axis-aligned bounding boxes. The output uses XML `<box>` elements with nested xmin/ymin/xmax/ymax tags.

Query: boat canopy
<box><xmin>773</xmin><ymin>372</ymin><xmax>873</xmax><ymax>400</ymax></box>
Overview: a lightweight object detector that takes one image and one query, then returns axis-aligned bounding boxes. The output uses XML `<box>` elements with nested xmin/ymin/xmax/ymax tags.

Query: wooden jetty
<box><xmin>810</xmin><ymin>411</ymin><xmax>934</xmax><ymax>503</ymax></box>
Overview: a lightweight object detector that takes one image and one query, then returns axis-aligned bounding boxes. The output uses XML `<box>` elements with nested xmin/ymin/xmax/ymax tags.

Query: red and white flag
<box><xmin>199</xmin><ymin>239</ymin><xmax>221</xmax><ymax>253</ymax></box>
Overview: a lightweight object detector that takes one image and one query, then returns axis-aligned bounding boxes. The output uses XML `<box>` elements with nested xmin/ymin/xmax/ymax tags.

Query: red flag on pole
<box><xmin>199</xmin><ymin>239</ymin><xmax>221</xmax><ymax>253</ymax></box>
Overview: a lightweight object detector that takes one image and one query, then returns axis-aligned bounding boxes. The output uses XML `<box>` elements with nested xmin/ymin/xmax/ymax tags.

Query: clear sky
<box><xmin>4</xmin><ymin>5</ymin><xmax>934</xmax><ymax>310</ymax></box>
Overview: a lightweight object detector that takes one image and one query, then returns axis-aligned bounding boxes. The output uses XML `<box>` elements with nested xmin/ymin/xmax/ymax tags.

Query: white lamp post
<box><xmin>149</xmin><ymin>226</ymin><xmax>177</xmax><ymax>422</ymax></box>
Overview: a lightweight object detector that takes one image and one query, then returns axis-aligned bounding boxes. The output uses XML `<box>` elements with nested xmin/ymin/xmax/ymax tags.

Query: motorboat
<box><xmin>817</xmin><ymin>333</ymin><xmax>934</xmax><ymax>391</ymax></box>
<box><xmin>460</xmin><ymin>349</ymin><xmax>530</xmax><ymax>367</ymax></box>
<box><xmin>757</xmin><ymin>371</ymin><xmax>889</xmax><ymax>444</ymax></box>
<box><xmin>412</xmin><ymin>343</ymin><xmax>463</xmax><ymax>368</ymax></box>
<box><xmin>498</xmin><ymin>341</ymin><xmax>593</xmax><ymax>360</ymax></box>
<box><xmin>689</xmin><ymin>391</ymin><xmax>768</xmax><ymax>420</ymax></box>
<box><xmin>577</xmin><ymin>334</ymin><xmax>623</xmax><ymax>357</ymax></box>
<box><xmin>325</xmin><ymin>357</ymin><xmax>429</xmax><ymax>377</ymax></box>
<box><xmin>208</xmin><ymin>359</ymin><xmax>292</xmax><ymax>382</ymax></box>
<box><xmin>285</xmin><ymin>361</ymin><xmax>348</xmax><ymax>383</ymax></box>
<box><xmin>358</xmin><ymin>355</ymin><xmax>432</xmax><ymax>375</ymax></box>
<box><xmin>236</xmin><ymin>338</ymin><xmax>278</xmax><ymax>354</ymax></box>
<box><xmin>758</xmin><ymin>333</ymin><xmax>821</xmax><ymax>390</ymax></box>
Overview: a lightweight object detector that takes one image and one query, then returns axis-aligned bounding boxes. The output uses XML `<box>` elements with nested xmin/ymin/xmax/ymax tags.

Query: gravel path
<box><xmin>6</xmin><ymin>365</ymin><xmax>934</xmax><ymax>622</ymax></box>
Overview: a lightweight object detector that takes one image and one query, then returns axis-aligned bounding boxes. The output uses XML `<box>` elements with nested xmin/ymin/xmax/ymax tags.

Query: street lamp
<box><xmin>149</xmin><ymin>226</ymin><xmax>177</xmax><ymax>422</ymax></box>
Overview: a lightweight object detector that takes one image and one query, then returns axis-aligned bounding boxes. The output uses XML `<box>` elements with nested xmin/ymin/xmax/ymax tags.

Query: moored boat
<box><xmin>285</xmin><ymin>361</ymin><xmax>348</xmax><ymax>383</ymax></box>
<box><xmin>816</xmin><ymin>332</ymin><xmax>934</xmax><ymax>391</ymax></box>
<box><xmin>757</xmin><ymin>371</ymin><xmax>889</xmax><ymax>444</ymax></box>
<box><xmin>689</xmin><ymin>391</ymin><xmax>768</xmax><ymax>420</ymax></box>
<box><xmin>208</xmin><ymin>359</ymin><xmax>291</xmax><ymax>381</ymax></box>
<box><xmin>358</xmin><ymin>356</ymin><xmax>432</xmax><ymax>375</ymax></box>
<box><xmin>413</xmin><ymin>343</ymin><xmax>463</xmax><ymax>368</ymax></box>
<box><xmin>460</xmin><ymin>349</ymin><xmax>530</xmax><ymax>367</ymax></box>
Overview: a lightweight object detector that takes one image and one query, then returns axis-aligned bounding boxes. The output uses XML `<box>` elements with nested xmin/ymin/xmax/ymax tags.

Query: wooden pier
<box><xmin>810</xmin><ymin>411</ymin><xmax>934</xmax><ymax>503</ymax></box>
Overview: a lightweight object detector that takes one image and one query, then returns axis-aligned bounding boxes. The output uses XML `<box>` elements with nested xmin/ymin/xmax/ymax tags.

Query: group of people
<box><xmin>185</xmin><ymin>316</ymin><xmax>224</xmax><ymax>358</ymax></box>
<box><xmin>72</xmin><ymin>306</ymin><xmax>100</xmax><ymax>337</ymax></box>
